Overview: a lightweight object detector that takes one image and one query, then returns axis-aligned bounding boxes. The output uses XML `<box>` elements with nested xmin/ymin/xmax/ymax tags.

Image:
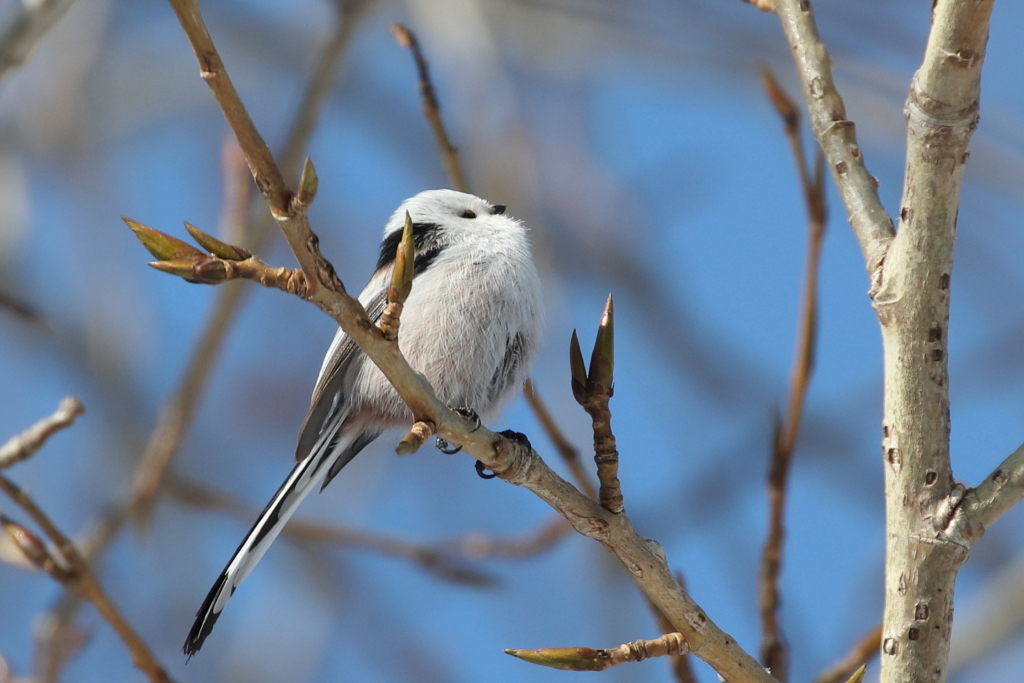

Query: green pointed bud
<box><xmin>390</xmin><ymin>211</ymin><xmax>415</xmax><ymax>303</ymax></box>
<box><xmin>148</xmin><ymin>259</ymin><xmax>203</xmax><ymax>283</ymax></box>
<box><xmin>184</xmin><ymin>222</ymin><xmax>250</xmax><ymax>260</ymax></box>
<box><xmin>844</xmin><ymin>665</ymin><xmax>866</xmax><ymax>683</ymax></box>
<box><xmin>587</xmin><ymin>294</ymin><xmax>614</xmax><ymax>393</ymax></box>
<box><xmin>124</xmin><ymin>217</ymin><xmax>205</xmax><ymax>261</ymax></box>
<box><xmin>299</xmin><ymin>157</ymin><xmax>319</xmax><ymax>201</ymax></box>
<box><xmin>504</xmin><ymin>647</ymin><xmax>608</xmax><ymax>672</ymax></box>
<box><xmin>569</xmin><ymin>330</ymin><xmax>588</xmax><ymax>405</ymax></box>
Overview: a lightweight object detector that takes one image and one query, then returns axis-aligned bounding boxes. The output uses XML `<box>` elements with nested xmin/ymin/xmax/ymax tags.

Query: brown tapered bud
<box><xmin>0</xmin><ymin>514</ymin><xmax>52</xmax><ymax>572</ymax></box>
<box><xmin>390</xmin><ymin>211</ymin><xmax>415</xmax><ymax>304</ymax></box>
<box><xmin>184</xmin><ymin>222</ymin><xmax>250</xmax><ymax>260</ymax></box>
<box><xmin>569</xmin><ymin>330</ymin><xmax>588</xmax><ymax>405</ymax></box>
<box><xmin>504</xmin><ymin>647</ymin><xmax>609</xmax><ymax>672</ymax></box>
<box><xmin>587</xmin><ymin>294</ymin><xmax>614</xmax><ymax>393</ymax></box>
<box><xmin>124</xmin><ymin>217</ymin><xmax>205</xmax><ymax>261</ymax></box>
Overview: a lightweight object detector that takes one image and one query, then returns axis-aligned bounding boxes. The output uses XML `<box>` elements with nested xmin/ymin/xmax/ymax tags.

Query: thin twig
<box><xmin>524</xmin><ymin>379</ymin><xmax>597</xmax><ymax>501</ymax></box>
<box><xmin>0</xmin><ymin>397</ymin><xmax>84</xmax><ymax>469</ymax></box>
<box><xmin>32</xmin><ymin>593</ymin><xmax>90</xmax><ymax>683</ymax></box>
<box><xmin>0</xmin><ymin>474</ymin><xmax>173</xmax><ymax>683</ymax></box>
<box><xmin>391</xmin><ymin>23</ymin><xmax>467</xmax><ymax>193</ymax></box>
<box><xmin>0</xmin><ymin>290</ymin><xmax>47</xmax><ymax>328</ymax></box>
<box><xmin>757</xmin><ymin>67</ymin><xmax>828</xmax><ymax>683</ymax></box>
<box><xmin>813</xmin><ymin>623</ymin><xmax>881</xmax><ymax>683</ymax></box>
<box><xmin>165</xmin><ymin>475</ymin><xmax>498</xmax><ymax>586</ymax></box>
<box><xmin>456</xmin><ymin>515</ymin><xmax>571</xmax><ymax>559</ymax></box>
<box><xmin>772</xmin><ymin>0</ymin><xmax>893</xmax><ymax>288</ymax></box>
<box><xmin>954</xmin><ymin>442</ymin><xmax>1024</xmax><ymax>544</ymax></box>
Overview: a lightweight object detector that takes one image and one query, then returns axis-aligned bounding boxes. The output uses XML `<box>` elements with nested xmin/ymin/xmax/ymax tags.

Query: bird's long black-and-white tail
<box><xmin>183</xmin><ymin>423</ymin><xmax>377</xmax><ymax>656</ymax></box>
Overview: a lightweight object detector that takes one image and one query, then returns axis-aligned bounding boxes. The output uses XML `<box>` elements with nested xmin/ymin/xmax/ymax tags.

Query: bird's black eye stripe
<box><xmin>376</xmin><ymin>222</ymin><xmax>440</xmax><ymax>271</ymax></box>
<box><xmin>491</xmin><ymin>204</ymin><xmax>506</xmax><ymax>215</ymax></box>
<box><xmin>461</xmin><ymin>209</ymin><xmax>477</xmax><ymax>219</ymax></box>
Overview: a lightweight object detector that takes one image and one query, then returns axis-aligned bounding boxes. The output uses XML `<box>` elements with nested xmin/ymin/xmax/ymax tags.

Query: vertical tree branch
<box><xmin>771</xmin><ymin>1</ymin><xmax>996</xmax><ymax>682</ymax></box>
<box><xmin>874</xmin><ymin>2</ymin><xmax>993</xmax><ymax>681</ymax></box>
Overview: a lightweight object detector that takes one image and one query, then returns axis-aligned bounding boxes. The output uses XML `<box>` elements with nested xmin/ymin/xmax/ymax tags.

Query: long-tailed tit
<box><xmin>183</xmin><ymin>189</ymin><xmax>543</xmax><ymax>655</ymax></box>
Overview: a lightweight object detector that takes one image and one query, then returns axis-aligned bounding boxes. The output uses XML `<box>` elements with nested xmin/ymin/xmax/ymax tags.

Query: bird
<box><xmin>183</xmin><ymin>189</ymin><xmax>543</xmax><ymax>656</ymax></box>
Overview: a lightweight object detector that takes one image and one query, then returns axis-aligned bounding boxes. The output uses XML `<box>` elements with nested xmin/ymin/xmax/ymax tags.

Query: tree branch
<box><xmin>951</xmin><ymin>442</ymin><xmax>1024</xmax><ymax>545</ymax></box>
<box><xmin>873</xmin><ymin>1</ymin><xmax>993</xmax><ymax>681</ymax></box>
<box><xmin>771</xmin><ymin>0</ymin><xmax>893</xmax><ymax>287</ymax></box>
<box><xmin>152</xmin><ymin>5</ymin><xmax>777</xmax><ymax>680</ymax></box>
<box><xmin>0</xmin><ymin>397</ymin><xmax>83</xmax><ymax>469</ymax></box>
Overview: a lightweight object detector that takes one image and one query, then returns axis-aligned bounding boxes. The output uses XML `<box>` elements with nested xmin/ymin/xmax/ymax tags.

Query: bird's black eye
<box><xmin>491</xmin><ymin>204</ymin><xmax>506</xmax><ymax>215</ymax></box>
<box><xmin>461</xmin><ymin>209</ymin><xmax>477</xmax><ymax>219</ymax></box>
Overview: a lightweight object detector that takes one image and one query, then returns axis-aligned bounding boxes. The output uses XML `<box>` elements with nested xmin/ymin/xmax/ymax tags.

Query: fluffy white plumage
<box><xmin>184</xmin><ymin>189</ymin><xmax>543</xmax><ymax>655</ymax></box>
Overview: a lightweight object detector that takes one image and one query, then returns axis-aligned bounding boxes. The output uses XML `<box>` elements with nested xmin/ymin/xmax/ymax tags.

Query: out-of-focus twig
<box><xmin>31</xmin><ymin>594</ymin><xmax>91</xmax><ymax>683</ymax></box>
<box><xmin>0</xmin><ymin>291</ymin><xmax>47</xmax><ymax>329</ymax></box>
<box><xmin>456</xmin><ymin>515</ymin><xmax>570</xmax><ymax>559</ymax></box>
<box><xmin>505</xmin><ymin>632</ymin><xmax>689</xmax><ymax>671</ymax></box>
<box><xmin>740</xmin><ymin>0</ymin><xmax>774</xmax><ymax>11</ymax></box>
<box><xmin>757</xmin><ymin>67</ymin><xmax>828</xmax><ymax>683</ymax></box>
<box><xmin>813</xmin><ymin>623</ymin><xmax>881</xmax><ymax>683</ymax></box>
<box><xmin>391</xmin><ymin>22</ymin><xmax>467</xmax><ymax>193</ymax></box>
<box><xmin>0</xmin><ymin>397</ymin><xmax>83</xmax><ymax>470</ymax></box>
<box><xmin>165</xmin><ymin>474</ymin><xmax>499</xmax><ymax>586</ymax></box>
<box><xmin>0</xmin><ymin>0</ymin><xmax>76</xmax><ymax>83</ymax></box>
<box><xmin>524</xmin><ymin>379</ymin><xmax>597</xmax><ymax>501</ymax></box>
<box><xmin>0</xmin><ymin>403</ymin><xmax>173</xmax><ymax>683</ymax></box>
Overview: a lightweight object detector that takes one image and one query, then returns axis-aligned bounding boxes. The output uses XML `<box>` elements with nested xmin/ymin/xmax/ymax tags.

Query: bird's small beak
<box><xmin>491</xmin><ymin>204</ymin><xmax>506</xmax><ymax>215</ymax></box>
